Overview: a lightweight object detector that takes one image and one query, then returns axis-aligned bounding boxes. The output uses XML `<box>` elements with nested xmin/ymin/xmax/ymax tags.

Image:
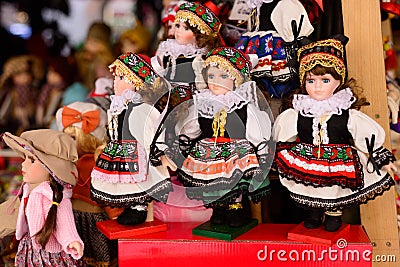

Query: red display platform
<box><xmin>287</xmin><ymin>223</ymin><xmax>351</xmax><ymax>246</ymax></box>
<box><xmin>96</xmin><ymin>219</ymin><xmax>167</xmax><ymax>240</ymax></box>
<box><xmin>119</xmin><ymin>223</ymin><xmax>373</xmax><ymax>267</ymax></box>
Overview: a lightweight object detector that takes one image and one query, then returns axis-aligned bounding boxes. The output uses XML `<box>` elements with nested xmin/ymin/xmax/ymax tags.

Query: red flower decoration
<box><xmin>196</xmin><ymin>5</ymin><xmax>205</xmax><ymax>15</ymax></box>
<box><xmin>236</xmin><ymin>57</ymin><xmax>246</xmax><ymax>69</ymax></box>
<box><xmin>138</xmin><ymin>66</ymin><xmax>150</xmax><ymax>78</ymax></box>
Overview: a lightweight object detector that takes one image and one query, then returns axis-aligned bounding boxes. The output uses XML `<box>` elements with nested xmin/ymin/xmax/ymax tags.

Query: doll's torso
<box><xmin>297</xmin><ymin>109</ymin><xmax>354</xmax><ymax>145</ymax></box>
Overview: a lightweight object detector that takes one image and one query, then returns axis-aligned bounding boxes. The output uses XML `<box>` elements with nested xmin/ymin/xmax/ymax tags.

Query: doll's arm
<box><xmin>246</xmin><ymin>104</ymin><xmax>273</xmax><ymax>169</ymax></box>
<box><xmin>272</xmin><ymin>109</ymin><xmax>299</xmax><ymax>142</ymax></box>
<box><xmin>54</xmin><ymin>197</ymin><xmax>84</xmax><ymax>259</ymax></box>
<box><xmin>348</xmin><ymin>109</ymin><xmax>396</xmax><ymax>171</ymax></box>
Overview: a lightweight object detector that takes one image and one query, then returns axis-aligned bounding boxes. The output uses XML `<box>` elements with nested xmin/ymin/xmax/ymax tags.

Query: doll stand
<box><xmin>96</xmin><ymin>202</ymin><xmax>167</xmax><ymax>239</ymax></box>
<box><xmin>287</xmin><ymin>222</ymin><xmax>351</xmax><ymax>246</ymax></box>
<box><xmin>192</xmin><ymin>218</ymin><xmax>258</xmax><ymax>240</ymax></box>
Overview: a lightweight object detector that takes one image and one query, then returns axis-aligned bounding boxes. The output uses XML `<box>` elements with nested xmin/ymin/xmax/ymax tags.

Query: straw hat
<box><xmin>2</xmin><ymin>129</ymin><xmax>78</xmax><ymax>186</ymax></box>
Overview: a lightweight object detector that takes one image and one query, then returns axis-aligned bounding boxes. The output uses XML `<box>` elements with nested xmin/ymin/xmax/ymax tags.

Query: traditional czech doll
<box><xmin>90</xmin><ymin>52</ymin><xmax>173</xmax><ymax>225</ymax></box>
<box><xmin>273</xmin><ymin>36</ymin><xmax>397</xmax><ymax>232</ymax></box>
<box><xmin>174</xmin><ymin>47</ymin><xmax>273</xmax><ymax>227</ymax></box>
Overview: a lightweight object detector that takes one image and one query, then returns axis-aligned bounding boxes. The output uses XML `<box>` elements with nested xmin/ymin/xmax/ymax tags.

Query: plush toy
<box><xmin>90</xmin><ymin>52</ymin><xmax>174</xmax><ymax>225</ymax></box>
<box><xmin>167</xmin><ymin>47</ymin><xmax>273</xmax><ymax>227</ymax></box>
<box><xmin>55</xmin><ymin>101</ymin><xmax>117</xmax><ymax>266</ymax></box>
<box><xmin>273</xmin><ymin>36</ymin><xmax>397</xmax><ymax>232</ymax></box>
<box><xmin>2</xmin><ymin>129</ymin><xmax>85</xmax><ymax>266</ymax></box>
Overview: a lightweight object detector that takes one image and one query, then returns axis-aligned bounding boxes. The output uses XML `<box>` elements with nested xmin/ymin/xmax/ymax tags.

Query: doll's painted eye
<box><xmin>175</xmin><ymin>23</ymin><xmax>180</xmax><ymax>29</ymax></box>
<box><xmin>28</xmin><ymin>156</ymin><xmax>35</xmax><ymax>163</ymax></box>
<box><xmin>208</xmin><ymin>74</ymin><xmax>215</xmax><ymax>79</ymax></box>
<box><xmin>119</xmin><ymin>76</ymin><xmax>123</xmax><ymax>80</ymax></box>
<box><xmin>306</xmin><ymin>79</ymin><xmax>314</xmax><ymax>84</ymax></box>
<box><xmin>322</xmin><ymin>78</ymin><xmax>330</xmax><ymax>83</ymax></box>
<box><xmin>184</xmin><ymin>26</ymin><xmax>189</xmax><ymax>31</ymax></box>
<box><xmin>221</xmin><ymin>74</ymin><xmax>228</xmax><ymax>79</ymax></box>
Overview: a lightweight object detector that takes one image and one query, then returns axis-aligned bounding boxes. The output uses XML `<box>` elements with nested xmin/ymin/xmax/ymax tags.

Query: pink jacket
<box><xmin>16</xmin><ymin>182</ymin><xmax>84</xmax><ymax>259</ymax></box>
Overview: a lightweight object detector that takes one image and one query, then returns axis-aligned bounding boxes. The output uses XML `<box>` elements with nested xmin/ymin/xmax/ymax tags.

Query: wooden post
<box><xmin>342</xmin><ymin>0</ymin><xmax>400</xmax><ymax>265</ymax></box>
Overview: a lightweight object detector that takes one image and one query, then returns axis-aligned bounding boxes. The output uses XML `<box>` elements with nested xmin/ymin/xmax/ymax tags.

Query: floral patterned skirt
<box><xmin>178</xmin><ymin>138</ymin><xmax>270</xmax><ymax>205</ymax></box>
<box><xmin>15</xmin><ymin>234</ymin><xmax>86</xmax><ymax>267</ymax></box>
<box><xmin>275</xmin><ymin>142</ymin><xmax>395</xmax><ymax>211</ymax></box>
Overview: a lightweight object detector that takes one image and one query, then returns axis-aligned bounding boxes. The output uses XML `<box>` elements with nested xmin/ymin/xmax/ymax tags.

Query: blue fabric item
<box><xmin>61</xmin><ymin>82</ymin><xmax>89</xmax><ymax>106</ymax></box>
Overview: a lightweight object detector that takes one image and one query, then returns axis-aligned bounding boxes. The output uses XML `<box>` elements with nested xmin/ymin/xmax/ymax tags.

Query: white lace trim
<box><xmin>293</xmin><ymin>88</ymin><xmax>356</xmax><ymax>118</ymax></box>
<box><xmin>312</xmin><ymin>117</ymin><xmax>329</xmax><ymax>145</ymax></box>
<box><xmin>156</xmin><ymin>39</ymin><xmax>207</xmax><ymax>59</ymax></box>
<box><xmin>156</xmin><ymin>39</ymin><xmax>207</xmax><ymax>80</ymax></box>
<box><xmin>109</xmin><ymin>90</ymin><xmax>143</xmax><ymax>116</ymax></box>
<box><xmin>280</xmin><ymin>150</ymin><xmax>356</xmax><ymax>173</ymax></box>
<box><xmin>194</xmin><ymin>81</ymin><xmax>258</xmax><ymax>118</ymax></box>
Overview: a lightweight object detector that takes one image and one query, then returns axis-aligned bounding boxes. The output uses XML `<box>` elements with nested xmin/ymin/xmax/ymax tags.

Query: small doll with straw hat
<box><xmin>1</xmin><ymin>129</ymin><xmax>85</xmax><ymax>266</ymax></box>
<box><xmin>90</xmin><ymin>52</ymin><xmax>174</xmax><ymax>226</ymax></box>
<box><xmin>273</xmin><ymin>35</ymin><xmax>397</xmax><ymax>232</ymax></box>
<box><xmin>171</xmin><ymin>47</ymin><xmax>273</xmax><ymax>228</ymax></box>
<box><xmin>56</xmin><ymin>101</ymin><xmax>117</xmax><ymax>266</ymax></box>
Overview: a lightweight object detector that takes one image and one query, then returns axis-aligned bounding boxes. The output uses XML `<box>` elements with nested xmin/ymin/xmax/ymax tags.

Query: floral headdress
<box><xmin>297</xmin><ymin>37</ymin><xmax>348</xmax><ymax>86</ymax></box>
<box><xmin>108</xmin><ymin>52</ymin><xmax>159</xmax><ymax>88</ymax></box>
<box><xmin>174</xmin><ymin>2</ymin><xmax>221</xmax><ymax>35</ymax></box>
<box><xmin>204</xmin><ymin>47</ymin><xmax>252</xmax><ymax>87</ymax></box>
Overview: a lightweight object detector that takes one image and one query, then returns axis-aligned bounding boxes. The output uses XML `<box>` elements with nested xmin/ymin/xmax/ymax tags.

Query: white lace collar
<box><xmin>194</xmin><ymin>81</ymin><xmax>258</xmax><ymax>118</ymax></box>
<box><xmin>293</xmin><ymin>88</ymin><xmax>356</xmax><ymax>118</ymax></box>
<box><xmin>156</xmin><ymin>39</ymin><xmax>207</xmax><ymax>60</ymax></box>
<box><xmin>109</xmin><ymin>90</ymin><xmax>143</xmax><ymax>116</ymax></box>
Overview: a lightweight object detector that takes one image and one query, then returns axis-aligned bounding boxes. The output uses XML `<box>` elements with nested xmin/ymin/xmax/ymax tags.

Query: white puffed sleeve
<box><xmin>175</xmin><ymin>104</ymin><xmax>202</xmax><ymax>139</ymax></box>
<box><xmin>347</xmin><ymin>109</ymin><xmax>387</xmax><ymax>152</ymax></box>
<box><xmin>246</xmin><ymin>103</ymin><xmax>272</xmax><ymax>148</ymax></box>
<box><xmin>273</xmin><ymin>108</ymin><xmax>298</xmax><ymax>142</ymax></box>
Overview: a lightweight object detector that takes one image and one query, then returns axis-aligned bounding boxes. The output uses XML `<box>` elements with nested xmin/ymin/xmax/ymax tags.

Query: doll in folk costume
<box><xmin>56</xmin><ymin>102</ymin><xmax>117</xmax><ymax>266</ymax></box>
<box><xmin>170</xmin><ymin>47</ymin><xmax>273</xmax><ymax>227</ymax></box>
<box><xmin>152</xmin><ymin>1</ymin><xmax>223</xmax><ymax>103</ymax></box>
<box><xmin>0</xmin><ymin>55</ymin><xmax>45</xmax><ymax>134</ymax></box>
<box><xmin>90</xmin><ymin>52</ymin><xmax>174</xmax><ymax>226</ymax></box>
<box><xmin>273</xmin><ymin>36</ymin><xmax>397</xmax><ymax>232</ymax></box>
<box><xmin>2</xmin><ymin>129</ymin><xmax>84</xmax><ymax>266</ymax></box>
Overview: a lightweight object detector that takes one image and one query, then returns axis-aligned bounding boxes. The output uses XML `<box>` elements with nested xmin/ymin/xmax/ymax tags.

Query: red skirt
<box><xmin>275</xmin><ymin>142</ymin><xmax>364</xmax><ymax>190</ymax></box>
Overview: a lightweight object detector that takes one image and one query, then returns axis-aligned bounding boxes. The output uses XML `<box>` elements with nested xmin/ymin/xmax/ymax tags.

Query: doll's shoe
<box><xmin>116</xmin><ymin>207</ymin><xmax>147</xmax><ymax>225</ymax></box>
<box><xmin>303</xmin><ymin>209</ymin><xmax>323</xmax><ymax>229</ymax></box>
<box><xmin>210</xmin><ymin>206</ymin><xmax>227</xmax><ymax>225</ymax></box>
<box><xmin>226</xmin><ymin>203</ymin><xmax>251</xmax><ymax>228</ymax></box>
<box><xmin>324</xmin><ymin>215</ymin><xmax>342</xmax><ymax>232</ymax></box>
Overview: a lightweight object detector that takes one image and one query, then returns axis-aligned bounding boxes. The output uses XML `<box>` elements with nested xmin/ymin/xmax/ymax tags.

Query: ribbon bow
<box><xmin>62</xmin><ymin>106</ymin><xmax>100</xmax><ymax>134</ymax></box>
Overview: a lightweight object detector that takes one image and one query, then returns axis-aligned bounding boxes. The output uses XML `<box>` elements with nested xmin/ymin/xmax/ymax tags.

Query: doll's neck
<box><xmin>156</xmin><ymin>39</ymin><xmax>207</xmax><ymax>59</ymax></box>
<box><xmin>293</xmin><ymin>88</ymin><xmax>356</xmax><ymax>118</ymax></box>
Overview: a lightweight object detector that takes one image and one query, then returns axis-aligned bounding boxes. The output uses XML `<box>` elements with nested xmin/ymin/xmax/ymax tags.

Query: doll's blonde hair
<box><xmin>63</xmin><ymin>126</ymin><xmax>106</xmax><ymax>156</ymax></box>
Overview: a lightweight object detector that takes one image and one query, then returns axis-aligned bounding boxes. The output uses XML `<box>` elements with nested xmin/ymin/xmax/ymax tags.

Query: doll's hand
<box><xmin>68</xmin><ymin>241</ymin><xmax>83</xmax><ymax>258</ymax></box>
<box><xmin>383</xmin><ymin>162</ymin><xmax>398</xmax><ymax>173</ymax></box>
<box><xmin>160</xmin><ymin>155</ymin><xmax>177</xmax><ymax>171</ymax></box>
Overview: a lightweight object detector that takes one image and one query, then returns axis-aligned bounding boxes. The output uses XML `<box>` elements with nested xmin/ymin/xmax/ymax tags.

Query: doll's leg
<box><xmin>323</xmin><ymin>210</ymin><xmax>342</xmax><ymax>232</ymax></box>
<box><xmin>303</xmin><ymin>208</ymin><xmax>323</xmax><ymax>229</ymax></box>
<box><xmin>116</xmin><ymin>205</ymin><xmax>148</xmax><ymax>225</ymax></box>
<box><xmin>226</xmin><ymin>197</ymin><xmax>251</xmax><ymax>228</ymax></box>
<box><xmin>210</xmin><ymin>204</ymin><xmax>228</xmax><ymax>225</ymax></box>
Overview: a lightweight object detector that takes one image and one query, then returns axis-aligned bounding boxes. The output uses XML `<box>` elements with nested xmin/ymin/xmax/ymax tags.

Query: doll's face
<box><xmin>113</xmin><ymin>75</ymin><xmax>135</xmax><ymax>96</ymax></box>
<box><xmin>174</xmin><ymin>21</ymin><xmax>196</xmax><ymax>45</ymax></box>
<box><xmin>166</xmin><ymin>20</ymin><xmax>177</xmax><ymax>38</ymax></box>
<box><xmin>207</xmin><ymin>66</ymin><xmax>234</xmax><ymax>96</ymax></box>
<box><xmin>305</xmin><ymin>72</ymin><xmax>341</xmax><ymax>101</ymax></box>
<box><xmin>47</xmin><ymin>69</ymin><xmax>63</xmax><ymax>84</ymax></box>
<box><xmin>12</xmin><ymin>71</ymin><xmax>32</xmax><ymax>86</ymax></box>
<box><xmin>21</xmin><ymin>155</ymin><xmax>50</xmax><ymax>184</ymax></box>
